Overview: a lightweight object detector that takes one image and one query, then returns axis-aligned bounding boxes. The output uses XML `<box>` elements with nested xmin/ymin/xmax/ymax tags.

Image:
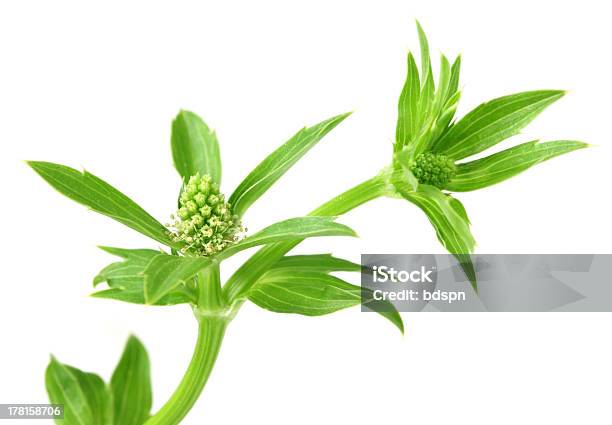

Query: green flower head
<box><xmin>169</xmin><ymin>173</ymin><xmax>244</xmax><ymax>256</ymax></box>
<box><xmin>409</xmin><ymin>152</ymin><xmax>456</xmax><ymax>188</ymax></box>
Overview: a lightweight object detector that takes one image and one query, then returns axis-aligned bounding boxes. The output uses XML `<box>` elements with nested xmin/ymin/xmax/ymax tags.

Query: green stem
<box><xmin>146</xmin><ymin>171</ymin><xmax>393</xmax><ymax>424</ymax></box>
<box><xmin>224</xmin><ymin>170</ymin><xmax>391</xmax><ymax>302</ymax></box>
<box><xmin>145</xmin><ymin>263</ymin><xmax>228</xmax><ymax>425</ymax></box>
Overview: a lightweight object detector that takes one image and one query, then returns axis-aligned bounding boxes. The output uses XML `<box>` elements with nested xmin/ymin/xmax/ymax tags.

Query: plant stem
<box><xmin>145</xmin><ymin>264</ymin><xmax>229</xmax><ymax>425</ymax></box>
<box><xmin>224</xmin><ymin>170</ymin><xmax>392</xmax><ymax>302</ymax></box>
<box><xmin>146</xmin><ymin>171</ymin><xmax>393</xmax><ymax>424</ymax></box>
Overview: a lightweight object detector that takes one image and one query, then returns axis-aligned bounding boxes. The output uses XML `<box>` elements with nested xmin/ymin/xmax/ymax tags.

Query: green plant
<box><xmin>30</xmin><ymin>22</ymin><xmax>585</xmax><ymax>424</ymax></box>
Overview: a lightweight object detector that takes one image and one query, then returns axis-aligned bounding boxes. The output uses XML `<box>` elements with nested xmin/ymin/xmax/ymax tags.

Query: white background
<box><xmin>1</xmin><ymin>1</ymin><xmax>611</xmax><ymax>424</ymax></box>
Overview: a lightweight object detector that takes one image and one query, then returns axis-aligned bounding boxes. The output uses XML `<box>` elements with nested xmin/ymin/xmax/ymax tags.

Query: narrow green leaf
<box><xmin>445</xmin><ymin>140</ymin><xmax>588</xmax><ymax>191</ymax></box>
<box><xmin>432</xmin><ymin>55</ymin><xmax>451</xmax><ymax>117</ymax></box>
<box><xmin>434</xmin><ymin>90</ymin><xmax>565</xmax><ymax>160</ymax></box>
<box><xmin>270</xmin><ymin>254</ymin><xmax>361</xmax><ymax>273</ymax></box>
<box><xmin>92</xmin><ymin>287</ymin><xmax>191</xmax><ymax>305</ymax></box>
<box><xmin>110</xmin><ymin>336</ymin><xmax>152</xmax><ymax>425</ymax></box>
<box><xmin>45</xmin><ymin>357</ymin><xmax>112</xmax><ymax>425</ymax></box>
<box><xmin>447</xmin><ymin>55</ymin><xmax>462</xmax><ymax>102</ymax></box>
<box><xmin>415</xmin><ymin>20</ymin><xmax>431</xmax><ymax>85</ymax></box>
<box><xmin>171</xmin><ymin>110</ymin><xmax>222</xmax><ymax>183</ymax></box>
<box><xmin>398</xmin><ymin>184</ymin><xmax>477</xmax><ymax>289</ymax></box>
<box><xmin>97</xmin><ymin>246</ymin><xmax>162</xmax><ymax>261</ymax></box>
<box><xmin>249</xmin><ymin>270</ymin><xmax>403</xmax><ymax>332</ymax></box>
<box><xmin>94</xmin><ymin>247</ymin><xmax>159</xmax><ymax>287</ymax></box>
<box><xmin>93</xmin><ymin>247</ymin><xmax>192</xmax><ymax>305</ymax></box>
<box><xmin>218</xmin><ymin>217</ymin><xmax>357</xmax><ymax>259</ymax></box>
<box><xmin>143</xmin><ymin>254</ymin><xmax>211</xmax><ymax>304</ymax></box>
<box><xmin>229</xmin><ymin>112</ymin><xmax>351</xmax><ymax>217</ymax></box>
<box><xmin>28</xmin><ymin>162</ymin><xmax>175</xmax><ymax>247</ymax></box>
<box><xmin>395</xmin><ymin>52</ymin><xmax>421</xmax><ymax>152</ymax></box>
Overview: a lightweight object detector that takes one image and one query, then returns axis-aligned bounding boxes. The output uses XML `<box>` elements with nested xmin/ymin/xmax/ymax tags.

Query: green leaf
<box><xmin>447</xmin><ymin>55</ymin><xmax>462</xmax><ymax>102</ymax></box>
<box><xmin>93</xmin><ymin>247</ymin><xmax>159</xmax><ymax>287</ymax></box>
<box><xmin>110</xmin><ymin>336</ymin><xmax>152</xmax><ymax>425</ymax></box>
<box><xmin>92</xmin><ymin>287</ymin><xmax>191</xmax><ymax>305</ymax></box>
<box><xmin>270</xmin><ymin>254</ymin><xmax>361</xmax><ymax>273</ymax></box>
<box><xmin>229</xmin><ymin>112</ymin><xmax>351</xmax><ymax>217</ymax></box>
<box><xmin>93</xmin><ymin>247</ymin><xmax>192</xmax><ymax>305</ymax></box>
<box><xmin>45</xmin><ymin>357</ymin><xmax>112</xmax><ymax>425</ymax></box>
<box><xmin>445</xmin><ymin>140</ymin><xmax>588</xmax><ymax>191</ymax></box>
<box><xmin>143</xmin><ymin>254</ymin><xmax>211</xmax><ymax>304</ymax></box>
<box><xmin>97</xmin><ymin>246</ymin><xmax>163</xmax><ymax>261</ymax></box>
<box><xmin>415</xmin><ymin>20</ymin><xmax>432</xmax><ymax>85</ymax></box>
<box><xmin>218</xmin><ymin>217</ymin><xmax>357</xmax><ymax>259</ymax></box>
<box><xmin>171</xmin><ymin>110</ymin><xmax>222</xmax><ymax>183</ymax></box>
<box><xmin>248</xmin><ymin>270</ymin><xmax>403</xmax><ymax>332</ymax></box>
<box><xmin>395</xmin><ymin>52</ymin><xmax>421</xmax><ymax>152</ymax></box>
<box><xmin>433</xmin><ymin>90</ymin><xmax>565</xmax><ymax>160</ymax></box>
<box><xmin>28</xmin><ymin>162</ymin><xmax>175</xmax><ymax>247</ymax></box>
<box><xmin>431</xmin><ymin>54</ymin><xmax>451</xmax><ymax>119</ymax></box>
<box><xmin>398</xmin><ymin>184</ymin><xmax>477</xmax><ymax>290</ymax></box>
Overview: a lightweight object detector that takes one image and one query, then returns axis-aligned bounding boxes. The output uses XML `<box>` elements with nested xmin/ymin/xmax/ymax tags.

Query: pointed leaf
<box><xmin>97</xmin><ymin>246</ymin><xmax>162</xmax><ymax>261</ymax></box>
<box><xmin>249</xmin><ymin>270</ymin><xmax>403</xmax><ymax>332</ymax></box>
<box><xmin>398</xmin><ymin>184</ymin><xmax>477</xmax><ymax>289</ymax></box>
<box><xmin>143</xmin><ymin>254</ymin><xmax>211</xmax><ymax>304</ymax></box>
<box><xmin>395</xmin><ymin>52</ymin><xmax>421</xmax><ymax>152</ymax></box>
<box><xmin>218</xmin><ymin>217</ymin><xmax>357</xmax><ymax>259</ymax></box>
<box><xmin>270</xmin><ymin>254</ymin><xmax>361</xmax><ymax>273</ymax></box>
<box><xmin>447</xmin><ymin>55</ymin><xmax>462</xmax><ymax>102</ymax></box>
<box><xmin>415</xmin><ymin>20</ymin><xmax>432</xmax><ymax>85</ymax></box>
<box><xmin>445</xmin><ymin>140</ymin><xmax>588</xmax><ymax>191</ymax></box>
<box><xmin>45</xmin><ymin>357</ymin><xmax>112</xmax><ymax>425</ymax></box>
<box><xmin>110</xmin><ymin>336</ymin><xmax>152</xmax><ymax>425</ymax></box>
<box><xmin>28</xmin><ymin>162</ymin><xmax>175</xmax><ymax>247</ymax></box>
<box><xmin>229</xmin><ymin>112</ymin><xmax>351</xmax><ymax>217</ymax></box>
<box><xmin>94</xmin><ymin>247</ymin><xmax>159</xmax><ymax>288</ymax></box>
<box><xmin>433</xmin><ymin>90</ymin><xmax>565</xmax><ymax>160</ymax></box>
<box><xmin>92</xmin><ymin>287</ymin><xmax>191</xmax><ymax>305</ymax></box>
<box><xmin>93</xmin><ymin>247</ymin><xmax>192</xmax><ymax>305</ymax></box>
<box><xmin>171</xmin><ymin>110</ymin><xmax>222</xmax><ymax>183</ymax></box>
<box><xmin>432</xmin><ymin>54</ymin><xmax>452</xmax><ymax>119</ymax></box>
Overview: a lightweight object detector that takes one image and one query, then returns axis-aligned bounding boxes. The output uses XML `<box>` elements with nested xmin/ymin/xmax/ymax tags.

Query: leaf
<box><xmin>431</xmin><ymin>54</ymin><xmax>451</xmax><ymax>120</ymax></box>
<box><xmin>28</xmin><ymin>162</ymin><xmax>175</xmax><ymax>247</ymax></box>
<box><xmin>97</xmin><ymin>246</ymin><xmax>163</xmax><ymax>261</ymax></box>
<box><xmin>93</xmin><ymin>247</ymin><xmax>192</xmax><ymax>305</ymax></box>
<box><xmin>92</xmin><ymin>287</ymin><xmax>191</xmax><ymax>305</ymax></box>
<box><xmin>93</xmin><ymin>247</ymin><xmax>159</xmax><ymax>287</ymax></box>
<box><xmin>395</xmin><ymin>52</ymin><xmax>421</xmax><ymax>152</ymax></box>
<box><xmin>45</xmin><ymin>356</ymin><xmax>112</xmax><ymax>425</ymax></box>
<box><xmin>433</xmin><ymin>90</ymin><xmax>565</xmax><ymax>160</ymax></box>
<box><xmin>143</xmin><ymin>254</ymin><xmax>211</xmax><ymax>304</ymax></box>
<box><xmin>415</xmin><ymin>20</ymin><xmax>432</xmax><ymax>86</ymax></box>
<box><xmin>171</xmin><ymin>110</ymin><xmax>222</xmax><ymax>183</ymax></box>
<box><xmin>218</xmin><ymin>217</ymin><xmax>357</xmax><ymax>259</ymax></box>
<box><xmin>398</xmin><ymin>184</ymin><xmax>477</xmax><ymax>290</ymax></box>
<box><xmin>248</xmin><ymin>270</ymin><xmax>403</xmax><ymax>332</ymax></box>
<box><xmin>270</xmin><ymin>254</ymin><xmax>361</xmax><ymax>273</ymax></box>
<box><xmin>229</xmin><ymin>112</ymin><xmax>351</xmax><ymax>217</ymax></box>
<box><xmin>447</xmin><ymin>55</ymin><xmax>462</xmax><ymax>102</ymax></box>
<box><xmin>110</xmin><ymin>336</ymin><xmax>152</xmax><ymax>425</ymax></box>
<box><xmin>445</xmin><ymin>140</ymin><xmax>588</xmax><ymax>191</ymax></box>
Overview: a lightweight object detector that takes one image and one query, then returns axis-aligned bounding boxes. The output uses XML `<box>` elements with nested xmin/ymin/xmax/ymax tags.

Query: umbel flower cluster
<box><xmin>168</xmin><ymin>173</ymin><xmax>244</xmax><ymax>256</ymax></box>
<box><xmin>409</xmin><ymin>152</ymin><xmax>457</xmax><ymax>187</ymax></box>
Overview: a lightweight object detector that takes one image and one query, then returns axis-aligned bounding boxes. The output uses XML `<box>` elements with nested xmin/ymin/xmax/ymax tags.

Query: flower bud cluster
<box><xmin>168</xmin><ymin>174</ymin><xmax>243</xmax><ymax>256</ymax></box>
<box><xmin>410</xmin><ymin>152</ymin><xmax>457</xmax><ymax>187</ymax></box>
